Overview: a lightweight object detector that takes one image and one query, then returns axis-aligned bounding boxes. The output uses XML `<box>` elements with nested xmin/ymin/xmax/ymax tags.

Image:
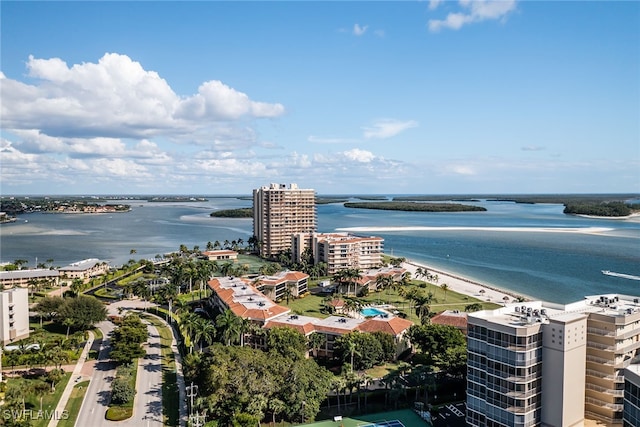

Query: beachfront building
<box><xmin>0</xmin><ymin>268</ymin><xmax>59</xmax><ymax>289</ymax></box>
<box><xmin>291</xmin><ymin>232</ymin><xmax>384</xmax><ymax>274</ymax></box>
<box><xmin>59</xmin><ymin>258</ymin><xmax>109</xmax><ymax>281</ymax></box>
<box><xmin>0</xmin><ymin>287</ymin><xmax>30</xmax><ymax>345</ymax></box>
<box><xmin>201</xmin><ymin>250</ymin><xmax>239</xmax><ymax>262</ymax></box>
<box><xmin>623</xmin><ymin>364</ymin><xmax>640</xmax><ymax>427</ymax></box>
<box><xmin>467</xmin><ymin>294</ymin><xmax>640</xmax><ymax>426</ymax></box>
<box><xmin>253</xmin><ymin>183</ymin><xmax>316</xmax><ymax>259</ymax></box>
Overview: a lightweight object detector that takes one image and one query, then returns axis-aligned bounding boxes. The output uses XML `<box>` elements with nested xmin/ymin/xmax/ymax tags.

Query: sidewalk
<box><xmin>47</xmin><ymin>330</ymin><xmax>95</xmax><ymax>427</ymax></box>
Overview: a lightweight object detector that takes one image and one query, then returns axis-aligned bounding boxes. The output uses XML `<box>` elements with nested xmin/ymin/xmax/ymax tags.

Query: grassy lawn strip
<box><xmin>105</xmin><ymin>361</ymin><xmax>138</xmax><ymax>421</ymax></box>
<box><xmin>58</xmin><ymin>380</ymin><xmax>90</xmax><ymax>427</ymax></box>
<box><xmin>142</xmin><ymin>313</ymin><xmax>179</xmax><ymax>426</ymax></box>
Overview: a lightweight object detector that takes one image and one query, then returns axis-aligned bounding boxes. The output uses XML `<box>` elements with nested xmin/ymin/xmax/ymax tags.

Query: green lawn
<box><xmin>286</xmin><ymin>281</ymin><xmax>499</xmax><ymax>324</ymax></box>
<box><xmin>141</xmin><ymin>313</ymin><xmax>180</xmax><ymax>426</ymax></box>
<box><xmin>58</xmin><ymin>380</ymin><xmax>90</xmax><ymax>427</ymax></box>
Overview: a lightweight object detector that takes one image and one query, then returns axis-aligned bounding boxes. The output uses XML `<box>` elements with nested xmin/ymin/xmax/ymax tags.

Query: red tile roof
<box><xmin>357</xmin><ymin>317</ymin><xmax>414</xmax><ymax>336</ymax></box>
<box><xmin>430</xmin><ymin>310</ymin><xmax>468</xmax><ymax>330</ymax></box>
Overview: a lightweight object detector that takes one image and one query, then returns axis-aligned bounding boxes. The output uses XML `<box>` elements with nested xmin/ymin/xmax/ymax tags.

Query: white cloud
<box><xmin>353</xmin><ymin>24</ymin><xmax>368</xmax><ymax>36</ymax></box>
<box><xmin>1</xmin><ymin>53</ymin><xmax>285</xmax><ymax>140</ymax></box>
<box><xmin>362</xmin><ymin>119</ymin><xmax>418</xmax><ymax>139</ymax></box>
<box><xmin>343</xmin><ymin>148</ymin><xmax>376</xmax><ymax>163</ymax></box>
<box><xmin>429</xmin><ymin>0</ymin><xmax>443</xmax><ymax>10</ymax></box>
<box><xmin>428</xmin><ymin>0</ymin><xmax>517</xmax><ymax>32</ymax></box>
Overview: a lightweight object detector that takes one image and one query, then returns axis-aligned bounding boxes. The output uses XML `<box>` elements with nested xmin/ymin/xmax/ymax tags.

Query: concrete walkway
<box><xmin>47</xmin><ymin>330</ymin><xmax>95</xmax><ymax>427</ymax></box>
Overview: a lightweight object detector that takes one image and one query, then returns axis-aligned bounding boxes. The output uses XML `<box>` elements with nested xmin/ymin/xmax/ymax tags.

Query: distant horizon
<box><xmin>1</xmin><ymin>1</ymin><xmax>638</xmax><ymax>195</ymax></box>
<box><xmin>2</xmin><ymin>192</ymin><xmax>639</xmax><ymax>198</ymax></box>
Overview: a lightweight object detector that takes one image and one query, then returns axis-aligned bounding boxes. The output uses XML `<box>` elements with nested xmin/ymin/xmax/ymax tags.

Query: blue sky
<box><xmin>1</xmin><ymin>1</ymin><xmax>638</xmax><ymax>195</ymax></box>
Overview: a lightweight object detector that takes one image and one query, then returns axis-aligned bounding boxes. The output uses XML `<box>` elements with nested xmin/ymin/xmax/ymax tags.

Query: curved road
<box><xmin>75</xmin><ymin>312</ymin><xmax>163</xmax><ymax>426</ymax></box>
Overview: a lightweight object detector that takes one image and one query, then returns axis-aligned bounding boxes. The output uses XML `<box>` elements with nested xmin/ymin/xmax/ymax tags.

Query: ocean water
<box><xmin>1</xmin><ymin>197</ymin><xmax>638</xmax><ymax>304</ymax></box>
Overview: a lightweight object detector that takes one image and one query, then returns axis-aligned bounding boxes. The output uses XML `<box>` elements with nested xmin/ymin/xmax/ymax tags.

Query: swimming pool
<box><xmin>361</xmin><ymin>307</ymin><xmax>386</xmax><ymax>317</ymax></box>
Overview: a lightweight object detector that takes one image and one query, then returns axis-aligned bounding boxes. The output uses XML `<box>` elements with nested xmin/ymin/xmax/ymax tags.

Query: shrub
<box><xmin>110</xmin><ymin>376</ymin><xmax>135</xmax><ymax>405</ymax></box>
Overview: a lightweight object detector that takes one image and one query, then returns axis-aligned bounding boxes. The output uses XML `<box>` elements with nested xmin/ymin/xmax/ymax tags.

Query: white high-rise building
<box><xmin>253</xmin><ymin>183</ymin><xmax>316</xmax><ymax>259</ymax></box>
<box><xmin>0</xmin><ymin>287</ymin><xmax>30</xmax><ymax>345</ymax></box>
<box><xmin>467</xmin><ymin>294</ymin><xmax>640</xmax><ymax>427</ymax></box>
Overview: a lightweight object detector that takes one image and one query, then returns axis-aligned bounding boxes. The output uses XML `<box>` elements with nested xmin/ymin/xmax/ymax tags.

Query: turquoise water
<box><xmin>1</xmin><ymin>196</ymin><xmax>638</xmax><ymax>304</ymax></box>
<box><xmin>361</xmin><ymin>307</ymin><xmax>386</xmax><ymax>317</ymax></box>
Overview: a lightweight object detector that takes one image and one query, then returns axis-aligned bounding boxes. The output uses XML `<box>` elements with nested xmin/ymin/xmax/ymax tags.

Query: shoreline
<box><xmin>401</xmin><ymin>259</ymin><xmax>533</xmax><ymax>305</ymax></box>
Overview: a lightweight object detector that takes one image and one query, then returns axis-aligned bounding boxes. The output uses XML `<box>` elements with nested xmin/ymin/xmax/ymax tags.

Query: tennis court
<box><xmin>358</xmin><ymin>420</ymin><xmax>405</xmax><ymax>427</ymax></box>
<box><xmin>298</xmin><ymin>409</ymin><xmax>428</xmax><ymax>427</ymax></box>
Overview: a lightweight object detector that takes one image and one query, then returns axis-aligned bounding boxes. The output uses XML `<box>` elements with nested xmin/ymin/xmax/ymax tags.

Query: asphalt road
<box><xmin>74</xmin><ymin>316</ymin><xmax>163</xmax><ymax>427</ymax></box>
<box><xmin>74</xmin><ymin>320</ymin><xmax>117</xmax><ymax>427</ymax></box>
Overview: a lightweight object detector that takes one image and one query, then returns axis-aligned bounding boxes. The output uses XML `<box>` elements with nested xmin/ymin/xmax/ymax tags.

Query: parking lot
<box><xmin>431</xmin><ymin>403</ymin><xmax>466</xmax><ymax>427</ymax></box>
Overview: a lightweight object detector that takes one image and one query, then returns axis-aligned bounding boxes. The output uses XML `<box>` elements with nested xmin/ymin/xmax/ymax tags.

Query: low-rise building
<box><xmin>252</xmin><ymin>270</ymin><xmax>309</xmax><ymax>301</ymax></box>
<box><xmin>0</xmin><ymin>269</ymin><xmax>59</xmax><ymax>289</ymax></box>
<box><xmin>201</xmin><ymin>250</ymin><xmax>238</xmax><ymax>262</ymax></box>
<box><xmin>0</xmin><ymin>287</ymin><xmax>29</xmax><ymax>345</ymax></box>
<box><xmin>59</xmin><ymin>258</ymin><xmax>109</xmax><ymax>281</ymax></box>
<box><xmin>430</xmin><ymin>310</ymin><xmax>468</xmax><ymax>335</ymax></box>
<box><xmin>207</xmin><ymin>273</ymin><xmax>413</xmax><ymax>358</ymax></box>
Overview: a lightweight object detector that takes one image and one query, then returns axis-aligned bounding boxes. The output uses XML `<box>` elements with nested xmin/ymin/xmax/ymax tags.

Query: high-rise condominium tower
<box><xmin>252</xmin><ymin>183</ymin><xmax>316</xmax><ymax>259</ymax></box>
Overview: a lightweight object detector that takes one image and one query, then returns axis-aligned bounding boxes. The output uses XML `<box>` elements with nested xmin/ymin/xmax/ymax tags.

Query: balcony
<box><xmin>586</xmin><ymin>355</ymin><xmax>614</xmax><ymax>366</ymax></box>
<box><xmin>586</xmin><ymin>383</ymin><xmax>624</xmax><ymax>397</ymax></box>
<box><xmin>587</xmin><ymin>327</ymin><xmax>616</xmax><ymax>337</ymax></box>
<box><xmin>587</xmin><ymin>341</ymin><xmax>615</xmax><ymax>351</ymax></box>
<box><xmin>585</xmin><ymin>396</ymin><xmax>623</xmax><ymax>411</ymax></box>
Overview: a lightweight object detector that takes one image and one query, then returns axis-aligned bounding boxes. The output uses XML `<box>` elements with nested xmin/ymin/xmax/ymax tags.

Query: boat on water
<box><xmin>602</xmin><ymin>270</ymin><xmax>640</xmax><ymax>281</ymax></box>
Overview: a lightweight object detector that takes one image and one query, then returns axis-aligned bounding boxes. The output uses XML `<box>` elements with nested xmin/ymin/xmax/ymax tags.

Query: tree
<box><xmin>441</xmin><ymin>283</ymin><xmax>449</xmax><ymax>301</ymax></box>
<box><xmin>111</xmin><ymin>375</ymin><xmax>135</xmax><ymax>405</ymax></box>
<box><xmin>407</xmin><ymin>324</ymin><xmax>466</xmax><ymax>363</ymax></box>
<box><xmin>56</xmin><ymin>295</ymin><xmax>107</xmax><ymax>332</ymax></box>
<box><xmin>192</xmin><ymin>317</ymin><xmax>216</xmax><ymax>353</ymax></box>
<box><xmin>266</xmin><ymin>326</ymin><xmax>308</xmax><ymax>360</ymax></box>
<box><xmin>70</xmin><ymin>278</ymin><xmax>84</xmax><ymax>297</ymax></box>
<box><xmin>32</xmin><ymin>380</ymin><xmax>50</xmax><ymax>413</ymax></box>
<box><xmin>110</xmin><ymin>314</ymin><xmax>148</xmax><ymax>364</ymax></box>
<box><xmin>33</xmin><ymin>296</ymin><xmax>65</xmax><ymax>326</ymax></box>
<box><xmin>216</xmin><ymin>309</ymin><xmax>242</xmax><ymax>346</ymax></box>
<box><xmin>465</xmin><ymin>302</ymin><xmax>483</xmax><ymax>312</ymax></box>
<box><xmin>307</xmin><ymin>332</ymin><xmax>326</xmax><ymax>358</ymax></box>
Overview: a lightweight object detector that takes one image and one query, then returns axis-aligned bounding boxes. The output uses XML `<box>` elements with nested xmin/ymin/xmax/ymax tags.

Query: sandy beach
<box><xmin>401</xmin><ymin>259</ymin><xmax>532</xmax><ymax>306</ymax></box>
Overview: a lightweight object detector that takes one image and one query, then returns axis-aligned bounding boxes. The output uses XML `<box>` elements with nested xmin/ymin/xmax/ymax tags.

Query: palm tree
<box><xmin>216</xmin><ymin>309</ymin><xmax>241</xmax><ymax>346</ymax></box>
<box><xmin>413</xmin><ymin>292</ymin><xmax>434</xmax><ymax>324</ymax></box>
<box><xmin>308</xmin><ymin>332</ymin><xmax>326</xmax><ymax>358</ymax></box>
<box><xmin>179</xmin><ymin>312</ymin><xmax>201</xmax><ymax>353</ymax></box>
<box><xmin>193</xmin><ymin>318</ymin><xmax>216</xmax><ymax>353</ymax></box>
<box><xmin>33</xmin><ymin>380</ymin><xmax>50</xmax><ymax>413</ymax></box>
<box><xmin>282</xmin><ymin>283</ymin><xmax>295</xmax><ymax>305</ymax></box>
<box><xmin>440</xmin><ymin>283</ymin><xmax>449</xmax><ymax>301</ymax></box>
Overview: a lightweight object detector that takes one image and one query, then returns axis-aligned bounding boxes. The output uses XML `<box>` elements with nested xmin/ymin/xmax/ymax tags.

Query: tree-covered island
<box><xmin>210</xmin><ymin>208</ymin><xmax>253</xmax><ymax>218</ymax></box>
<box><xmin>344</xmin><ymin>201</ymin><xmax>487</xmax><ymax>212</ymax></box>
